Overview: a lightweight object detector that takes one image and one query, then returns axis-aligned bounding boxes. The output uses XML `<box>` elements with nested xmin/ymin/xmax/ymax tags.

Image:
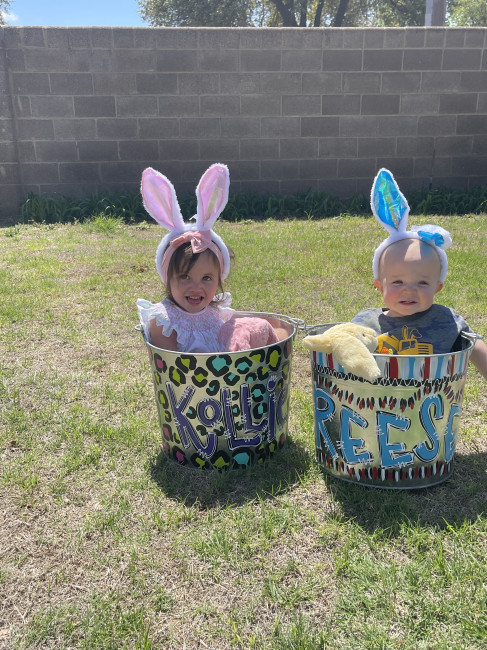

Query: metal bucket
<box><xmin>138</xmin><ymin>312</ymin><xmax>298</xmax><ymax>470</ymax></box>
<box><xmin>309</xmin><ymin>324</ymin><xmax>475</xmax><ymax>489</ymax></box>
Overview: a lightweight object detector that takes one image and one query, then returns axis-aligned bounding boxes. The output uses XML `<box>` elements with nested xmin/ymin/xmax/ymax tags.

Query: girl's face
<box><xmin>168</xmin><ymin>250</ymin><xmax>221</xmax><ymax>313</ymax></box>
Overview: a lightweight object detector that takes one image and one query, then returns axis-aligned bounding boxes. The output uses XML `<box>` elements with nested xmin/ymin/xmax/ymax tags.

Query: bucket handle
<box><xmin>302</xmin><ymin>322</ymin><xmax>340</xmax><ymax>335</ymax></box>
<box><xmin>274</xmin><ymin>314</ymin><xmax>307</xmax><ymax>331</ymax></box>
<box><xmin>461</xmin><ymin>330</ymin><xmax>483</xmax><ymax>343</ymax></box>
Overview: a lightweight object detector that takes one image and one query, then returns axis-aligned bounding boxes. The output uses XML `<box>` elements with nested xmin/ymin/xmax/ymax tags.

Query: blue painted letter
<box><xmin>376</xmin><ymin>411</ymin><xmax>413</xmax><ymax>469</ymax></box>
<box><xmin>340</xmin><ymin>405</ymin><xmax>371</xmax><ymax>465</ymax></box>
<box><xmin>415</xmin><ymin>394</ymin><xmax>442</xmax><ymax>462</ymax></box>
<box><xmin>314</xmin><ymin>387</ymin><xmax>337</xmax><ymax>458</ymax></box>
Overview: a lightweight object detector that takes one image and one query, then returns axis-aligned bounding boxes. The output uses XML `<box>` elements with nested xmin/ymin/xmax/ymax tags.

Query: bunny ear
<box><xmin>141</xmin><ymin>167</ymin><xmax>185</xmax><ymax>232</ymax></box>
<box><xmin>371</xmin><ymin>168</ymin><xmax>409</xmax><ymax>235</ymax></box>
<box><xmin>195</xmin><ymin>164</ymin><xmax>230</xmax><ymax>229</ymax></box>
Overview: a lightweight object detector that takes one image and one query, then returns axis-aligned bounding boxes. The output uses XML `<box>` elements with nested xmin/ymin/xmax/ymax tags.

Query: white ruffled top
<box><xmin>136</xmin><ymin>293</ymin><xmax>234</xmax><ymax>353</ymax></box>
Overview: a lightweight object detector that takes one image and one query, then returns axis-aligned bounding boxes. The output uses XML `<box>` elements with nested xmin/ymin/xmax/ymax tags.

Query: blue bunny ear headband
<box><xmin>371</xmin><ymin>168</ymin><xmax>451</xmax><ymax>283</ymax></box>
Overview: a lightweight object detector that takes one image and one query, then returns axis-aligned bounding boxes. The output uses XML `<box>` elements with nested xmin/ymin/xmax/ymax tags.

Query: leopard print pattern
<box><xmin>147</xmin><ymin>339</ymin><xmax>292</xmax><ymax>470</ymax></box>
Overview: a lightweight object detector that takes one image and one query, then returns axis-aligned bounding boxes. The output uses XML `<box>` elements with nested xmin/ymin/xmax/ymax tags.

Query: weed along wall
<box><xmin>1</xmin><ymin>26</ymin><xmax>487</xmax><ymax>225</ymax></box>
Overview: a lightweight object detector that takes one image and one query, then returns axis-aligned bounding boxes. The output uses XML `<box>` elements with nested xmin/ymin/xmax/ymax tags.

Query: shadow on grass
<box><xmin>323</xmin><ymin>450</ymin><xmax>487</xmax><ymax>534</ymax></box>
<box><xmin>149</xmin><ymin>435</ymin><xmax>315</xmax><ymax>508</ymax></box>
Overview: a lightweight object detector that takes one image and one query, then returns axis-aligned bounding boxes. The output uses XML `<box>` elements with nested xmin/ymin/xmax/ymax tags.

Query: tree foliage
<box><xmin>0</xmin><ymin>0</ymin><xmax>11</xmax><ymax>25</ymax></box>
<box><xmin>448</xmin><ymin>0</ymin><xmax>487</xmax><ymax>26</ymax></box>
<box><xmin>137</xmin><ymin>0</ymin><xmax>487</xmax><ymax>27</ymax></box>
<box><xmin>372</xmin><ymin>0</ymin><xmax>426</xmax><ymax>26</ymax></box>
<box><xmin>138</xmin><ymin>0</ymin><xmax>258</xmax><ymax>27</ymax></box>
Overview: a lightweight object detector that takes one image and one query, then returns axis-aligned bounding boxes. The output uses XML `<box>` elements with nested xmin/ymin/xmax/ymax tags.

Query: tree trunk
<box><xmin>270</xmin><ymin>0</ymin><xmax>298</xmax><ymax>26</ymax></box>
<box><xmin>313</xmin><ymin>0</ymin><xmax>326</xmax><ymax>27</ymax></box>
<box><xmin>333</xmin><ymin>0</ymin><xmax>350</xmax><ymax>27</ymax></box>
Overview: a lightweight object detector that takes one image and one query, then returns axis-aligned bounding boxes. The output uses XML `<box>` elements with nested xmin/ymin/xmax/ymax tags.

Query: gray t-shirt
<box><xmin>351</xmin><ymin>304</ymin><xmax>472</xmax><ymax>355</ymax></box>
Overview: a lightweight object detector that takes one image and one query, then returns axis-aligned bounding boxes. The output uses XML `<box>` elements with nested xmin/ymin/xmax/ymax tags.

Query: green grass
<box><xmin>1</xmin><ymin>216</ymin><xmax>487</xmax><ymax>649</ymax></box>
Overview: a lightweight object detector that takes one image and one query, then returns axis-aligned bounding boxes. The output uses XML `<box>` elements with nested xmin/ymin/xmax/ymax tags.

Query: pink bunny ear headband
<box><xmin>141</xmin><ymin>163</ymin><xmax>231</xmax><ymax>285</ymax></box>
<box><xmin>371</xmin><ymin>168</ymin><xmax>451</xmax><ymax>283</ymax></box>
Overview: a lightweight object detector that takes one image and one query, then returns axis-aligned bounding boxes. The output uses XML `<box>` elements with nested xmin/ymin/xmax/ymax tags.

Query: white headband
<box><xmin>371</xmin><ymin>168</ymin><xmax>451</xmax><ymax>283</ymax></box>
<box><xmin>141</xmin><ymin>164</ymin><xmax>231</xmax><ymax>286</ymax></box>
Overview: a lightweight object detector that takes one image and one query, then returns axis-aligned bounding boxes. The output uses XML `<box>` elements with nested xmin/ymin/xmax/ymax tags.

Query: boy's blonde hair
<box><xmin>377</xmin><ymin>238</ymin><xmax>442</xmax><ymax>279</ymax></box>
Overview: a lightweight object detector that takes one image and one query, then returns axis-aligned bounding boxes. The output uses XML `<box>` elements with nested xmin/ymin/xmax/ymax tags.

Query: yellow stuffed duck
<box><xmin>303</xmin><ymin>322</ymin><xmax>381</xmax><ymax>382</ymax></box>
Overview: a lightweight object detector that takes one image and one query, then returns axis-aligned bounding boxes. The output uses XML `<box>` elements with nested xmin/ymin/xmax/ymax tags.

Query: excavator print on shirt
<box><xmin>376</xmin><ymin>326</ymin><xmax>434</xmax><ymax>355</ymax></box>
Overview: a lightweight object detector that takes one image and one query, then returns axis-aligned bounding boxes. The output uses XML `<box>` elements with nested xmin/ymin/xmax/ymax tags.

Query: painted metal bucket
<box><xmin>309</xmin><ymin>323</ymin><xmax>475</xmax><ymax>489</ymax></box>
<box><xmin>137</xmin><ymin>312</ymin><xmax>298</xmax><ymax>471</ymax></box>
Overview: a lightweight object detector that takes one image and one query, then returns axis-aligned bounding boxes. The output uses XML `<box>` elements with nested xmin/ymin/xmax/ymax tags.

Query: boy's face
<box><xmin>374</xmin><ymin>239</ymin><xmax>443</xmax><ymax>318</ymax></box>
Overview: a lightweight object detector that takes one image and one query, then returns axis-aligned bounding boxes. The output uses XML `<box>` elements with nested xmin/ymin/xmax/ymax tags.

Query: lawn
<box><xmin>1</xmin><ymin>215</ymin><xmax>487</xmax><ymax>649</ymax></box>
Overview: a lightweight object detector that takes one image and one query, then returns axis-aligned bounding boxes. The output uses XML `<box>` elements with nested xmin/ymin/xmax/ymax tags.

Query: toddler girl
<box><xmin>137</xmin><ymin>164</ymin><xmax>279</xmax><ymax>353</ymax></box>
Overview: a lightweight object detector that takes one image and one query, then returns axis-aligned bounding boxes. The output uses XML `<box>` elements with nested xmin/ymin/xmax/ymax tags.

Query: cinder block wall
<box><xmin>1</xmin><ymin>26</ymin><xmax>486</xmax><ymax>224</ymax></box>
